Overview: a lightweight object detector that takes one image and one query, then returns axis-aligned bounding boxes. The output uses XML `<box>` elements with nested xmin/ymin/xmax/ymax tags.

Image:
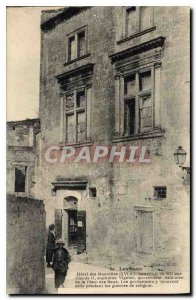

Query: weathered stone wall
<box><xmin>7</xmin><ymin>194</ymin><xmax>46</xmax><ymax>294</ymax></box>
<box><xmin>36</xmin><ymin>7</ymin><xmax>190</xmax><ymax>271</ymax></box>
<box><xmin>40</xmin><ymin>7</ymin><xmax>116</xmax><ymax>144</ymax></box>
<box><xmin>7</xmin><ymin>119</ymin><xmax>40</xmax><ymax>147</ymax></box>
<box><xmin>7</xmin><ymin>119</ymin><xmax>40</xmax><ymax>196</ymax></box>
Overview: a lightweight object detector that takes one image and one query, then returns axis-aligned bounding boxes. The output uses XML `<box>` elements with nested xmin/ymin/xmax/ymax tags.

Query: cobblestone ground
<box><xmin>45</xmin><ymin>261</ymin><xmax>110</xmax><ymax>294</ymax></box>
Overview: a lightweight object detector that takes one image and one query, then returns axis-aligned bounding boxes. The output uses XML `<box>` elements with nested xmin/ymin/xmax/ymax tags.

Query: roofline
<box><xmin>41</xmin><ymin>8</ymin><xmax>64</xmax><ymax>14</ymax></box>
<box><xmin>7</xmin><ymin>118</ymin><xmax>40</xmax><ymax>125</ymax></box>
<box><xmin>41</xmin><ymin>7</ymin><xmax>91</xmax><ymax>32</ymax></box>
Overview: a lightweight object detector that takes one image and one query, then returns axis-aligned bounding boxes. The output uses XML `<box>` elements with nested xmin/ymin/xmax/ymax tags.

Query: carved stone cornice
<box><xmin>51</xmin><ymin>179</ymin><xmax>88</xmax><ymax>191</ymax></box>
<box><xmin>56</xmin><ymin>63</ymin><xmax>94</xmax><ymax>91</ymax></box>
<box><xmin>109</xmin><ymin>36</ymin><xmax>166</xmax><ymax>63</ymax></box>
<box><xmin>154</xmin><ymin>62</ymin><xmax>162</xmax><ymax>69</ymax></box>
<box><xmin>56</xmin><ymin>63</ymin><xmax>94</xmax><ymax>82</ymax></box>
<box><xmin>114</xmin><ymin>74</ymin><xmax>121</xmax><ymax>80</ymax></box>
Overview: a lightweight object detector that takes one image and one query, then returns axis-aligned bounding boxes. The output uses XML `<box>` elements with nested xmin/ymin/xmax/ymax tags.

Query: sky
<box><xmin>7</xmin><ymin>7</ymin><xmax>41</xmax><ymax>121</ymax></box>
<box><xmin>7</xmin><ymin>7</ymin><xmax>61</xmax><ymax>121</ymax></box>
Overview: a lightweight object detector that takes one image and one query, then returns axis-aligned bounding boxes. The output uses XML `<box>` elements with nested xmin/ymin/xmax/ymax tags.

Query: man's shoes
<box><xmin>47</xmin><ymin>263</ymin><xmax>51</xmax><ymax>268</ymax></box>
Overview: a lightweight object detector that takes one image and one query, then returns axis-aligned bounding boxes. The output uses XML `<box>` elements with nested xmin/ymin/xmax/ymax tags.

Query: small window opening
<box><xmin>15</xmin><ymin>166</ymin><xmax>27</xmax><ymax>192</ymax></box>
<box><xmin>89</xmin><ymin>187</ymin><xmax>97</xmax><ymax>198</ymax></box>
<box><xmin>154</xmin><ymin>186</ymin><xmax>167</xmax><ymax>199</ymax></box>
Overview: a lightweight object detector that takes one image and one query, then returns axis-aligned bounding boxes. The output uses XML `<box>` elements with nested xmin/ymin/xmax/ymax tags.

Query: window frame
<box><xmin>153</xmin><ymin>186</ymin><xmax>167</xmax><ymax>199</ymax></box>
<box><xmin>124</xmin><ymin>98</ymin><xmax>135</xmax><ymax>136</ymax></box>
<box><xmin>139</xmin><ymin>6</ymin><xmax>154</xmax><ymax>32</ymax></box>
<box><xmin>126</xmin><ymin>6</ymin><xmax>137</xmax><ymax>37</ymax></box>
<box><xmin>125</xmin><ymin>6</ymin><xmax>154</xmax><ymax>38</ymax></box>
<box><xmin>89</xmin><ymin>187</ymin><xmax>97</xmax><ymax>198</ymax></box>
<box><xmin>67</xmin><ymin>26</ymin><xmax>87</xmax><ymax>62</ymax></box>
<box><xmin>123</xmin><ymin>66</ymin><xmax>154</xmax><ymax>136</ymax></box>
<box><xmin>63</xmin><ymin>87</ymin><xmax>88</xmax><ymax>144</ymax></box>
<box><xmin>13</xmin><ymin>164</ymin><xmax>30</xmax><ymax>194</ymax></box>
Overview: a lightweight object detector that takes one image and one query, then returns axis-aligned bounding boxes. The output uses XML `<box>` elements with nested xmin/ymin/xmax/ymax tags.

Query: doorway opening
<box><xmin>134</xmin><ymin>207</ymin><xmax>154</xmax><ymax>254</ymax></box>
<box><xmin>66</xmin><ymin>209</ymin><xmax>86</xmax><ymax>254</ymax></box>
<box><xmin>54</xmin><ymin>196</ymin><xmax>86</xmax><ymax>254</ymax></box>
<box><xmin>68</xmin><ymin>210</ymin><xmax>77</xmax><ymax>248</ymax></box>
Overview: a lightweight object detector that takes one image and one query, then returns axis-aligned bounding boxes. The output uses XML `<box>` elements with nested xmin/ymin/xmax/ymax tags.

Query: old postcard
<box><xmin>7</xmin><ymin>6</ymin><xmax>190</xmax><ymax>294</ymax></box>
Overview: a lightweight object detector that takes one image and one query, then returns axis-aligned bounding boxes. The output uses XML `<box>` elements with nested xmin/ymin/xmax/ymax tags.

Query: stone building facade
<box><xmin>7</xmin><ymin>118</ymin><xmax>40</xmax><ymax>197</ymax></box>
<box><xmin>35</xmin><ymin>7</ymin><xmax>190</xmax><ymax>269</ymax></box>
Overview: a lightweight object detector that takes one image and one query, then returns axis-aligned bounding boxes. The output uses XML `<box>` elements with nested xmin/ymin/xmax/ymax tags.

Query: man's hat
<box><xmin>49</xmin><ymin>223</ymin><xmax>55</xmax><ymax>230</ymax></box>
<box><xmin>56</xmin><ymin>239</ymin><xmax>65</xmax><ymax>245</ymax></box>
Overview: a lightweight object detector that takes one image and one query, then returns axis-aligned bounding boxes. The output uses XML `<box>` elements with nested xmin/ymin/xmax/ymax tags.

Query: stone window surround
<box><xmin>153</xmin><ymin>186</ymin><xmax>167</xmax><ymax>199</ymax></box>
<box><xmin>60</xmin><ymin>85</ymin><xmax>92</xmax><ymax>145</ymax></box>
<box><xmin>12</xmin><ymin>162</ymin><xmax>32</xmax><ymax>194</ymax></box>
<box><xmin>113</xmin><ymin>62</ymin><xmax>162</xmax><ymax>140</ymax></box>
<box><xmin>124</xmin><ymin>67</ymin><xmax>154</xmax><ymax>136</ymax></box>
<box><xmin>62</xmin><ymin>86</ymin><xmax>89</xmax><ymax>144</ymax></box>
<box><xmin>124</xmin><ymin>6</ymin><xmax>154</xmax><ymax>40</ymax></box>
<box><xmin>56</xmin><ymin>63</ymin><xmax>94</xmax><ymax>146</ymax></box>
<box><xmin>109</xmin><ymin>37</ymin><xmax>165</xmax><ymax>142</ymax></box>
<box><xmin>66</xmin><ymin>25</ymin><xmax>88</xmax><ymax>63</ymax></box>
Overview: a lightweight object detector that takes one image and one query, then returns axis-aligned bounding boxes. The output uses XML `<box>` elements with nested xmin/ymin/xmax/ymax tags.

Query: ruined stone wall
<box><xmin>7</xmin><ymin>119</ymin><xmax>40</xmax><ymax>147</ymax></box>
<box><xmin>7</xmin><ymin>119</ymin><xmax>40</xmax><ymax>195</ymax></box>
<box><xmin>7</xmin><ymin>194</ymin><xmax>46</xmax><ymax>294</ymax></box>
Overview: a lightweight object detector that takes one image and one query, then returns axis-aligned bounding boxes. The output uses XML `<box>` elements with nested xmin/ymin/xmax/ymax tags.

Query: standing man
<box><xmin>46</xmin><ymin>224</ymin><xmax>56</xmax><ymax>267</ymax></box>
<box><xmin>52</xmin><ymin>239</ymin><xmax>71</xmax><ymax>291</ymax></box>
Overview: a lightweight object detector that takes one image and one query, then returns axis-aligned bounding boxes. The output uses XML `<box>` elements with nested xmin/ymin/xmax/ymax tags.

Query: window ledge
<box><xmin>8</xmin><ymin>145</ymin><xmax>34</xmax><ymax>151</ymax></box>
<box><xmin>116</xmin><ymin>26</ymin><xmax>156</xmax><ymax>45</ymax></box>
<box><xmin>64</xmin><ymin>53</ymin><xmax>91</xmax><ymax>66</ymax></box>
<box><xmin>124</xmin><ymin>90</ymin><xmax>152</xmax><ymax>100</ymax></box>
<box><xmin>112</xmin><ymin>129</ymin><xmax>165</xmax><ymax>143</ymax></box>
<box><xmin>13</xmin><ymin>192</ymin><xmax>30</xmax><ymax>196</ymax></box>
<box><xmin>60</xmin><ymin>140</ymin><xmax>93</xmax><ymax>149</ymax></box>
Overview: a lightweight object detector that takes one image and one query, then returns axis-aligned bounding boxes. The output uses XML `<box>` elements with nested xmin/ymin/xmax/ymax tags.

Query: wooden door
<box><xmin>55</xmin><ymin>209</ymin><xmax>62</xmax><ymax>239</ymax></box>
<box><xmin>134</xmin><ymin>209</ymin><xmax>153</xmax><ymax>254</ymax></box>
<box><xmin>68</xmin><ymin>210</ymin><xmax>77</xmax><ymax>248</ymax></box>
<box><xmin>77</xmin><ymin>211</ymin><xmax>86</xmax><ymax>254</ymax></box>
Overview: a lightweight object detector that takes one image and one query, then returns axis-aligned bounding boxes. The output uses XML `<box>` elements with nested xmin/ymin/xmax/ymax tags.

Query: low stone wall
<box><xmin>7</xmin><ymin>194</ymin><xmax>46</xmax><ymax>294</ymax></box>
